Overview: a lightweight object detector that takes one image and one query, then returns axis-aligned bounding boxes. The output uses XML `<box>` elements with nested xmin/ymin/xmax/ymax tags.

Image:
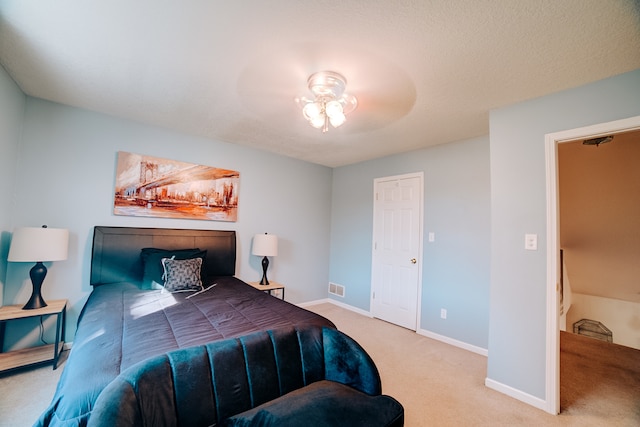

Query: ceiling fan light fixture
<box><xmin>582</xmin><ymin>135</ymin><xmax>613</xmax><ymax>147</ymax></box>
<box><xmin>297</xmin><ymin>71</ymin><xmax>357</xmax><ymax>133</ymax></box>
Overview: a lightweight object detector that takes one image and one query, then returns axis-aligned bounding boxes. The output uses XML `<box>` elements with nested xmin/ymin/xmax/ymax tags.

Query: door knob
<box><xmin>410</xmin><ymin>258</ymin><xmax>417</xmax><ymax>264</ymax></box>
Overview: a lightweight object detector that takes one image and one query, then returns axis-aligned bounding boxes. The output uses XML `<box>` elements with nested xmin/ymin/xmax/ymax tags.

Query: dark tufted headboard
<box><xmin>90</xmin><ymin>226</ymin><xmax>236</xmax><ymax>286</ymax></box>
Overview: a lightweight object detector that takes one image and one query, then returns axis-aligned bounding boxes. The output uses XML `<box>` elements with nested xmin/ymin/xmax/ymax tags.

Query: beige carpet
<box><xmin>306</xmin><ymin>303</ymin><xmax>640</xmax><ymax>427</ymax></box>
<box><xmin>1</xmin><ymin>303</ymin><xmax>638</xmax><ymax>426</ymax></box>
<box><xmin>559</xmin><ymin>331</ymin><xmax>640</xmax><ymax>423</ymax></box>
<box><xmin>0</xmin><ymin>350</ymin><xmax>67</xmax><ymax>427</ymax></box>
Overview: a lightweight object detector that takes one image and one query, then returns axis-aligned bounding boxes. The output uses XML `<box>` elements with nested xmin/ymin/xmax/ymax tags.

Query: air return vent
<box><xmin>328</xmin><ymin>282</ymin><xmax>345</xmax><ymax>297</ymax></box>
<box><xmin>573</xmin><ymin>319</ymin><xmax>613</xmax><ymax>343</ymax></box>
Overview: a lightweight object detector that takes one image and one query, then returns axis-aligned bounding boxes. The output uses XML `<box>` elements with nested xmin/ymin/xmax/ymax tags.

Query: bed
<box><xmin>36</xmin><ymin>226</ymin><xmax>335</xmax><ymax>427</ymax></box>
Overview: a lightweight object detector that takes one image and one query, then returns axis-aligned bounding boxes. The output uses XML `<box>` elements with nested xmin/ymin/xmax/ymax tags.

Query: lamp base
<box><xmin>259</xmin><ymin>256</ymin><xmax>270</xmax><ymax>286</ymax></box>
<box><xmin>23</xmin><ymin>262</ymin><xmax>48</xmax><ymax>310</ymax></box>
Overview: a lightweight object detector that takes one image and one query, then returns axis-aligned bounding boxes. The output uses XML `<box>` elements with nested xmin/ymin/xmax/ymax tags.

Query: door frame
<box><xmin>370</xmin><ymin>171</ymin><xmax>424</xmax><ymax>331</ymax></box>
<box><xmin>544</xmin><ymin>115</ymin><xmax>640</xmax><ymax>414</ymax></box>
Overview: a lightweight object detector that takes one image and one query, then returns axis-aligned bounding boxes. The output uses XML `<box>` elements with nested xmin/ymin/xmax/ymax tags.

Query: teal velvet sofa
<box><xmin>87</xmin><ymin>325</ymin><xmax>404</xmax><ymax>426</ymax></box>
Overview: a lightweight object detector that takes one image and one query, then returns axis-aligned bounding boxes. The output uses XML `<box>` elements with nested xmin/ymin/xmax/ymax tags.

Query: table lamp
<box><xmin>252</xmin><ymin>233</ymin><xmax>278</xmax><ymax>285</ymax></box>
<box><xmin>8</xmin><ymin>225</ymin><xmax>69</xmax><ymax>310</ymax></box>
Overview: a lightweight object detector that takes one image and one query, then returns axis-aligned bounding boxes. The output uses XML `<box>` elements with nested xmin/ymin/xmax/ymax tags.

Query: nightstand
<box><xmin>0</xmin><ymin>299</ymin><xmax>67</xmax><ymax>372</ymax></box>
<box><xmin>247</xmin><ymin>281</ymin><xmax>285</xmax><ymax>300</ymax></box>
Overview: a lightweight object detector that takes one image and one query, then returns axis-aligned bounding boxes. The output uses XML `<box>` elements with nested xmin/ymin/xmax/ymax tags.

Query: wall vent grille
<box><xmin>328</xmin><ymin>282</ymin><xmax>345</xmax><ymax>297</ymax></box>
<box><xmin>573</xmin><ymin>319</ymin><xmax>613</xmax><ymax>343</ymax></box>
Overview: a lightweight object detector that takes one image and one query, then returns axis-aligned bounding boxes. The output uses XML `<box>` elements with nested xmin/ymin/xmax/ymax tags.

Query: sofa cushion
<box><xmin>222</xmin><ymin>380</ymin><xmax>404</xmax><ymax>427</ymax></box>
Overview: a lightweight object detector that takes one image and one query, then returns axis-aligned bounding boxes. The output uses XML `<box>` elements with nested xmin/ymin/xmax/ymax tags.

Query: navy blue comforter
<box><xmin>35</xmin><ymin>277</ymin><xmax>334</xmax><ymax>427</ymax></box>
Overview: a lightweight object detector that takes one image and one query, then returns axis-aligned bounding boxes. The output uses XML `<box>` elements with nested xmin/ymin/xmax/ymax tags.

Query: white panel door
<box><xmin>371</xmin><ymin>174</ymin><xmax>422</xmax><ymax>330</ymax></box>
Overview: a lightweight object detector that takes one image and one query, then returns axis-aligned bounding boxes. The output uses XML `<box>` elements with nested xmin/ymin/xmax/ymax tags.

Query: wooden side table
<box><xmin>0</xmin><ymin>299</ymin><xmax>67</xmax><ymax>372</ymax></box>
<box><xmin>247</xmin><ymin>281</ymin><xmax>285</xmax><ymax>300</ymax></box>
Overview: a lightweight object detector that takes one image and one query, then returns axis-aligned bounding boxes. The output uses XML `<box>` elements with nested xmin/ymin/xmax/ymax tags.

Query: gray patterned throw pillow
<box><xmin>161</xmin><ymin>257</ymin><xmax>203</xmax><ymax>292</ymax></box>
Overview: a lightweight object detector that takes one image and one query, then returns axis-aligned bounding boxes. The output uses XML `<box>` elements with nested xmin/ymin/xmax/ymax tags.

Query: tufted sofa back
<box><xmin>88</xmin><ymin>325</ymin><xmax>385</xmax><ymax>427</ymax></box>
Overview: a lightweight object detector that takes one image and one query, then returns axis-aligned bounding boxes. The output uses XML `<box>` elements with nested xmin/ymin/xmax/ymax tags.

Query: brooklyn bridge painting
<box><xmin>114</xmin><ymin>151</ymin><xmax>239</xmax><ymax>222</ymax></box>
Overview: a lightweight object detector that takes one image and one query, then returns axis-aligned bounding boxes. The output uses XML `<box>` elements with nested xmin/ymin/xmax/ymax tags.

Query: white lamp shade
<box><xmin>8</xmin><ymin>227</ymin><xmax>69</xmax><ymax>262</ymax></box>
<box><xmin>252</xmin><ymin>233</ymin><xmax>278</xmax><ymax>257</ymax></box>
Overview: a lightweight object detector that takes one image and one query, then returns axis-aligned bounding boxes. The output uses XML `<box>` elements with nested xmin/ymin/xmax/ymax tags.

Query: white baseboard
<box><xmin>417</xmin><ymin>328</ymin><xmax>488</xmax><ymax>356</ymax></box>
<box><xmin>327</xmin><ymin>299</ymin><xmax>373</xmax><ymax>317</ymax></box>
<box><xmin>485</xmin><ymin>378</ymin><xmax>549</xmax><ymax>412</ymax></box>
<box><xmin>298</xmin><ymin>298</ymin><xmax>373</xmax><ymax>317</ymax></box>
<box><xmin>301</xmin><ymin>299</ymin><xmax>488</xmax><ymax>357</ymax></box>
<box><xmin>297</xmin><ymin>298</ymin><xmax>331</xmax><ymax>308</ymax></box>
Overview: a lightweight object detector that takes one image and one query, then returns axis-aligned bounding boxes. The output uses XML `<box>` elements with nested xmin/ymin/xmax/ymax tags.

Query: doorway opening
<box><xmin>544</xmin><ymin>115</ymin><xmax>640</xmax><ymax>414</ymax></box>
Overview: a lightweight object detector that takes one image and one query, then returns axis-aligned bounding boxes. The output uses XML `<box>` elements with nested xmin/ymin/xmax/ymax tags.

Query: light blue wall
<box><xmin>0</xmin><ymin>64</ymin><xmax>25</xmax><ymax>307</ymax></box>
<box><xmin>3</xmin><ymin>98</ymin><xmax>333</xmax><ymax>347</ymax></box>
<box><xmin>329</xmin><ymin>136</ymin><xmax>491</xmax><ymax>348</ymax></box>
<box><xmin>488</xmin><ymin>69</ymin><xmax>640</xmax><ymax>399</ymax></box>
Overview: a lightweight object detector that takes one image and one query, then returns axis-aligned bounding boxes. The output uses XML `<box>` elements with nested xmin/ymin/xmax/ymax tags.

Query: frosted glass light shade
<box><xmin>252</xmin><ymin>233</ymin><xmax>278</xmax><ymax>257</ymax></box>
<box><xmin>303</xmin><ymin>102</ymin><xmax>322</xmax><ymax>120</ymax></box>
<box><xmin>310</xmin><ymin>115</ymin><xmax>326</xmax><ymax>128</ymax></box>
<box><xmin>329</xmin><ymin>112</ymin><xmax>346</xmax><ymax>127</ymax></box>
<box><xmin>325</xmin><ymin>100</ymin><xmax>343</xmax><ymax>118</ymax></box>
<box><xmin>8</xmin><ymin>227</ymin><xmax>69</xmax><ymax>262</ymax></box>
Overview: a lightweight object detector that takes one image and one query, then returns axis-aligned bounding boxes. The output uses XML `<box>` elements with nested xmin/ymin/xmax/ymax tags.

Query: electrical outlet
<box><xmin>525</xmin><ymin>233</ymin><xmax>538</xmax><ymax>250</ymax></box>
<box><xmin>440</xmin><ymin>308</ymin><xmax>447</xmax><ymax>319</ymax></box>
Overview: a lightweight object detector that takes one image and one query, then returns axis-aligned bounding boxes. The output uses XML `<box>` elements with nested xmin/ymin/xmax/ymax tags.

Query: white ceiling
<box><xmin>1</xmin><ymin>1</ymin><xmax>639</xmax><ymax>167</ymax></box>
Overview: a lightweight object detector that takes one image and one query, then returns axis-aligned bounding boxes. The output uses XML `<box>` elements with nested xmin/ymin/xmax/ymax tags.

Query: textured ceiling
<box><xmin>1</xmin><ymin>1</ymin><xmax>639</xmax><ymax>167</ymax></box>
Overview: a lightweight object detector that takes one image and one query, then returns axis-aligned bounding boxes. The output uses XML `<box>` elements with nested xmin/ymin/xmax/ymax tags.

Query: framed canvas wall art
<box><xmin>113</xmin><ymin>151</ymin><xmax>239</xmax><ymax>222</ymax></box>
